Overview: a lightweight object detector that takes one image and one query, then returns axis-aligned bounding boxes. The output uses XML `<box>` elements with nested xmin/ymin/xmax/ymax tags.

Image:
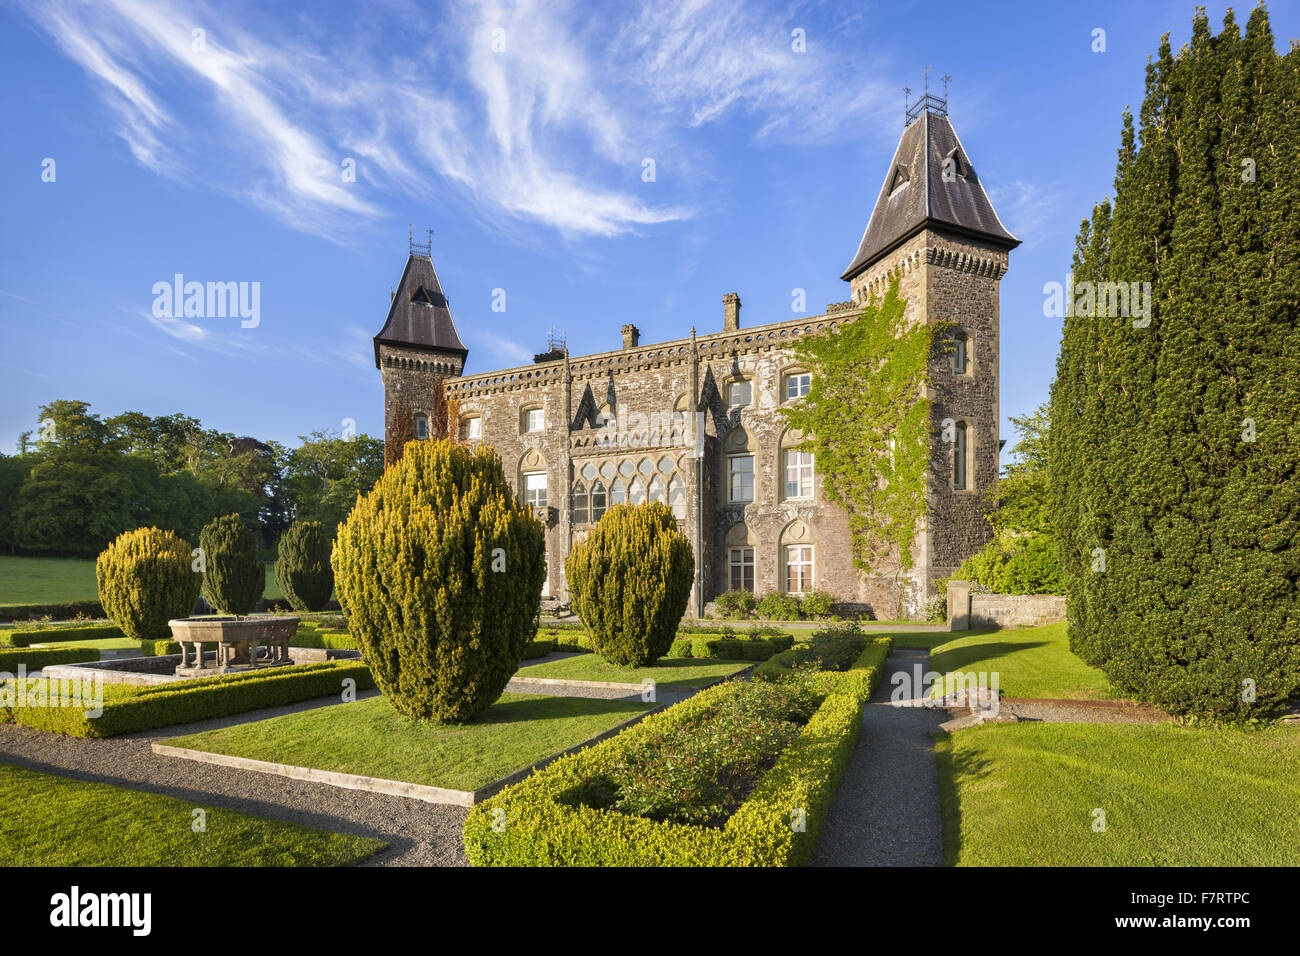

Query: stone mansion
<box><xmin>372</xmin><ymin>102</ymin><xmax>1019</xmax><ymax>619</ymax></box>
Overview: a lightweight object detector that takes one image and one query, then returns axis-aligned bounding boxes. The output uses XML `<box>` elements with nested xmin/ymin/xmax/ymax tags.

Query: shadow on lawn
<box><xmin>933</xmin><ymin>734</ymin><xmax>994</xmax><ymax>867</ymax></box>
<box><xmin>932</xmin><ymin>641</ymin><xmax>1049</xmax><ymax>670</ymax></box>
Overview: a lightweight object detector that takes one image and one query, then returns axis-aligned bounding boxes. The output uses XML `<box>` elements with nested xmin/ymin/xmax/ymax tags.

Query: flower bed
<box><xmin>464</xmin><ymin>636</ymin><xmax>891</xmax><ymax>867</ymax></box>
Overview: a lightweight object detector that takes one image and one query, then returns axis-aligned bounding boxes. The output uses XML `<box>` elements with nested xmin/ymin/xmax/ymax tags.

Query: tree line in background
<box><xmin>0</xmin><ymin>400</ymin><xmax>383</xmax><ymax>556</ymax></box>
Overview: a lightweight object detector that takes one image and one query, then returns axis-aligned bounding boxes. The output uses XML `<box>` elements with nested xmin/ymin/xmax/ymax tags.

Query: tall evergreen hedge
<box><xmin>566</xmin><ymin>502</ymin><xmax>694</xmax><ymax>667</ymax></box>
<box><xmin>96</xmin><ymin>527</ymin><xmax>202</xmax><ymax>639</ymax></box>
<box><xmin>275</xmin><ymin>520</ymin><xmax>334</xmax><ymax>611</ymax></box>
<box><xmin>331</xmin><ymin>440</ymin><xmax>545</xmax><ymax>723</ymax></box>
<box><xmin>198</xmin><ymin>514</ymin><xmax>265</xmax><ymax>616</ymax></box>
<box><xmin>1049</xmin><ymin>7</ymin><xmax>1300</xmax><ymax>718</ymax></box>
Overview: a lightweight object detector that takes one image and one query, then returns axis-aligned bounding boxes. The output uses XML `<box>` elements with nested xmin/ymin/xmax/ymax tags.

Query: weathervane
<box><xmin>409</xmin><ymin>225</ymin><xmax>433</xmax><ymax>257</ymax></box>
<box><xmin>906</xmin><ymin>69</ymin><xmax>949</xmax><ymax>126</ymax></box>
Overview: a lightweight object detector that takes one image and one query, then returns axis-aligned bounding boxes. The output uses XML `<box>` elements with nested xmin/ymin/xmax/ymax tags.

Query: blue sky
<box><xmin>2</xmin><ymin>0</ymin><xmax>1296</xmax><ymax>456</ymax></box>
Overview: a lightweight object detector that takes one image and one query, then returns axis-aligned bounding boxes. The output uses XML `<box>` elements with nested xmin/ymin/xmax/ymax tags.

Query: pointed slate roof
<box><xmin>373</xmin><ymin>254</ymin><xmax>468</xmax><ymax>368</ymax></box>
<box><xmin>841</xmin><ymin>111</ymin><xmax>1020</xmax><ymax>281</ymax></box>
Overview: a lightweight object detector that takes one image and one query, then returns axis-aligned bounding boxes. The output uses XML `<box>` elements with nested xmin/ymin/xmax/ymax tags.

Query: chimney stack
<box><xmin>723</xmin><ymin>292</ymin><xmax>741</xmax><ymax>331</ymax></box>
<box><xmin>621</xmin><ymin>323</ymin><xmax>640</xmax><ymax>349</ymax></box>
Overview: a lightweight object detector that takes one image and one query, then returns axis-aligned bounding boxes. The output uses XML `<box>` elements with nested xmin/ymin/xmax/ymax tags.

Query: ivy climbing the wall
<box><xmin>779</xmin><ymin>279</ymin><xmax>938</xmax><ymax>573</ymax></box>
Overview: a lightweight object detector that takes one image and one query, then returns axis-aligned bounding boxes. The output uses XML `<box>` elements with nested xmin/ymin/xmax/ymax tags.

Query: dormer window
<box><xmin>409</xmin><ymin>286</ymin><xmax>444</xmax><ymax>307</ymax></box>
<box><xmin>888</xmin><ymin>165</ymin><xmax>910</xmax><ymax>195</ymax></box>
<box><xmin>943</xmin><ymin>147</ymin><xmax>967</xmax><ymax>180</ymax></box>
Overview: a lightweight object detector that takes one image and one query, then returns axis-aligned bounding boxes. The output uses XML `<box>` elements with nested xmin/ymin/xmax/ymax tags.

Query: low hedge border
<box><xmin>463</xmin><ymin>680</ymin><xmax>864</xmax><ymax>866</ymax></box>
<box><xmin>1</xmin><ymin>624</ymin><xmax>125</xmax><ymax>648</ymax></box>
<box><xmin>666</xmin><ymin>637</ymin><xmax>776</xmax><ymax>661</ymax></box>
<box><xmin>140</xmin><ymin>640</ymin><xmax>182</xmax><ymax>656</ymax></box>
<box><xmin>289</xmin><ymin>628</ymin><xmax>359</xmax><ymax>651</ymax></box>
<box><xmin>0</xmin><ymin>601</ymin><xmax>104</xmax><ymax>623</ymax></box>
<box><xmin>522</xmin><ymin>640</ymin><xmax>555</xmax><ymax>660</ymax></box>
<box><xmin>753</xmin><ymin>636</ymin><xmax>893</xmax><ymax>701</ymax></box>
<box><xmin>0</xmin><ymin>646</ymin><xmax>100</xmax><ymax>671</ymax></box>
<box><xmin>0</xmin><ymin>660</ymin><xmax>375</xmax><ymax>738</ymax></box>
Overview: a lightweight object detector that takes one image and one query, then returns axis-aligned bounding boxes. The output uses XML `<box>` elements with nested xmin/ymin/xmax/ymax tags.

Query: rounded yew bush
<box><xmin>198</xmin><ymin>514</ymin><xmax>264</xmax><ymax>615</ymax></box>
<box><xmin>275</xmin><ymin>520</ymin><xmax>334</xmax><ymax>611</ymax></box>
<box><xmin>96</xmin><ymin>527</ymin><xmax>202</xmax><ymax>640</ymax></box>
<box><xmin>565</xmin><ymin>501</ymin><xmax>694</xmax><ymax>666</ymax></box>
<box><xmin>331</xmin><ymin>440</ymin><xmax>546</xmax><ymax>723</ymax></box>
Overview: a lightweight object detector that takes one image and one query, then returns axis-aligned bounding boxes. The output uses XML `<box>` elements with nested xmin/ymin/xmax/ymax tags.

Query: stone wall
<box><xmin>946</xmin><ymin>581</ymin><xmax>1067</xmax><ymax>630</ymax></box>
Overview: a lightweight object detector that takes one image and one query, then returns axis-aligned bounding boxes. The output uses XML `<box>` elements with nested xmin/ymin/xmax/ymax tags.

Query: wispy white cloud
<box><xmin>988</xmin><ymin>179</ymin><xmax>1061</xmax><ymax>250</ymax></box>
<box><xmin>23</xmin><ymin>0</ymin><xmax>894</xmax><ymax>240</ymax></box>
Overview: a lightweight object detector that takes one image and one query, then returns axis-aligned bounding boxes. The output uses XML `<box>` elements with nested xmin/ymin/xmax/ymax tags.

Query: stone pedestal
<box><xmin>946</xmin><ymin>580</ymin><xmax>972</xmax><ymax>631</ymax></box>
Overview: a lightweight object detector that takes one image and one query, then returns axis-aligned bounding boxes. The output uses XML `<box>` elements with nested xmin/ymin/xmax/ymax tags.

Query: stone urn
<box><xmin>168</xmin><ymin>616</ymin><xmax>300</xmax><ymax>676</ymax></box>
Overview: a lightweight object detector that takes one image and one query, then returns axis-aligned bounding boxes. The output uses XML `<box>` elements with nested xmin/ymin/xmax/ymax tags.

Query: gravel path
<box><xmin>0</xmin><ymin>697</ymin><xmax>468</xmax><ymax>867</ymax></box>
<box><xmin>812</xmin><ymin>648</ymin><xmax>946</xmax><ymax>867</ymax></box>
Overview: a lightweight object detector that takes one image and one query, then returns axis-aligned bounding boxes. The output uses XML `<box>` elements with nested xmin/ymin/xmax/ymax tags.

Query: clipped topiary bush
<box><xmin>332</xmin><ymin>440</ymin><xmax>546</xmax><ymax>723</ymax></box>
<box><xmin>566</xmin><ymin>502</ymin><xmax>693</xmax><ymax>667</ymax></box>
<box><xmin>198</xmin><ymin>514</ymin><xmax>264</xmax><ymax>616</ymax></box>
<box><xmin>275</xmin><ymin>521</ymin><xmax>334</xmax><ymax>611</ymax></box>
<box><xmin>96</xmin><ymin>528</ymin><xmax>202</xmax><ymax>640</ymax></box>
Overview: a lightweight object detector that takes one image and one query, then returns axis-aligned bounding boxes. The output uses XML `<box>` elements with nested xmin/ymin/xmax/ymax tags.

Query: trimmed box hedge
<box><xmin>0</xmin><ymin>660</ymin><xmax>375</xmax><ymax>738</ymax></box>
<box><xmin>0</xmin><ymin>601</ymin><xmax>104</xmax><ymax>623</ymax></box>
<box><xmin>7</xmin><ymin>624</ymin><xmax>125</xmax><ymax>648</ymax></box>
<box><xmin>288</xmin><ymin>627</ymin><xmax>359</xmax><ymax>651</ymax></box>
<box><xmin>0</xmin><ymin>646</ymin><xmax>99</xmax><ymax>671</ymax></box>
<box><xmin>140</xmin><ymin>639</ymin><xmax>182</xmax><ymax>656</ymax></box>
<box><xmin>463</xmin><ymin>680</ymin><xmax>865</xmax><ymax>866</ymax></box>
<box><xmin>521</xmin><ymin>640</ymin><xmax>555</xmax><ymax>660</ymax></box>
<box><xmin>753</xmin><ymin>636</ymin><xmax>893</xmax><ymax>700</ymax></box>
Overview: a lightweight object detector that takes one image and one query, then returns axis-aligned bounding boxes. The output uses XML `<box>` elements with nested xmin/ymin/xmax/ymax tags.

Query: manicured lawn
<box><xmin>927</xmin><ymin>622</ymin><xmax>1115</xmax><ymax>700</ymax></box>
<box><xmin>0</xmin><ymin>556</ymin><xmax>99</xmax><ymax>604</ymax></box>
<box><xmin>168</xmin><ymin>693</ymin><xmax>651</xmax><ymax>791</ymax></box>
<box><xmin>0</xmin><ymin>555</ymin><xmax>286</xmax><ymax>605</ymax></box>
<box><xmin>936</xmin><ymin>722</ymin><xmax>1300</xmax><ymax>866</ymax></box>
<box><xmin>878</xmin><ymin>629</ymin><xmax>961</xmax><ymax>651</ymax></box>
<box><xmin>27</xmin><ymin>637</ymin><xmax>139</xmax><ymax>651</ymax></box>
<box><xmin>519</xmin><ymin>653</ymin><xmax>753</xmax><ymax>688</ymax></box>
<box><xmin>0</xmin><ymin>761</ymin><xmax>385</xmax><ymax>865</ymax></box>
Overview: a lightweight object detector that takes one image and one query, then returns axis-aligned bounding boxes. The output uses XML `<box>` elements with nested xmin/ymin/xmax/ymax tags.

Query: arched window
<box><xmin>628</xmin><ymin>477</ymin><xmax>646</xmax><ymax>506</ymax></box>
<box><xmin>572</xmin><ymin>480</ymin><xmax>588</xmax><ymax>524</ymax></box>
<box><xmin>668</xmin><ymin>474</ymin><xmax>685</xmax><ymax>520</ymax></box>
<box><xmin>953</xmin><ymin>422</ymin><xmax>968</xmax><ymax>490</ymax></box>
<box><xmin>610</xmin><ymin>477</ymin><xmax>627</xmax><ymax>507</ymax></box>
<box><xmin>414</xmin><ymin>414</ymin><xmax>429</xmax><ymax>440</ymax></box>
<box><xmin>591</xmin><ymin>480</ymin><xmax>607</xmax><ymax>521</ymax></box>
<box><xmin>951</xmin><ymin>330</ymin><xmax>968</xmax><ymax>375</ymax></box>
<box><xmin>648</xmin><ymin>475</ymin><xmax>666</xmax><ymax>506</ymax></box>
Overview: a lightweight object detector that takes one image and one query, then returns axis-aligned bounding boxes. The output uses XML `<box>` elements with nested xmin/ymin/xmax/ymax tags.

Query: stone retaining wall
<box><xmin>946</xmin><ymin>580</ymin><xmax>1066</xmax><ymax>630</ymax></box>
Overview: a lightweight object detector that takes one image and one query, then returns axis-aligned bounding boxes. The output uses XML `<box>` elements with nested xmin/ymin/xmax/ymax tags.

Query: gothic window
<box><xmin>668</xmin><ymin>474</ymin><xmax>685</xmax><ymax>520</ymax></box>
<box><xmin>610</xmin><ymin>477</ymin><xmax>627</xmax><ymax>507</ymax></box>
<box><xmin>414</xmin><ymin>414</ymin><xmax>429</xmax><ymax>440</ymax></box>
<box><xmin>953</xmin><ymin>421</ymin><xmax>968</xmax><ymax>491</ymax></box>
<box><xmin>648</xmin><ymin>475</ymin><xmax>666</xmax><ymax>506</ymax></box>
<box><xmin>524</xmin><ymin>472</ymin><xmax>547</xmax><ymax>511</ymax></box>
<box><xmin>591</xmin><ymin>480</ymin><xmax>607</xmax><ymax>521</ymax></box>
<box><xmin>729</xmin><ymin>547</ymin><xmax>755</xmax><ymax>592</ymax></box>
<box><xmin>784</xmin><ymin>449</ymin><xmax>814</xmax><ymax>499</ymax></box>
<box><xmin>785</xmin><ymin>545</ymin><xmax>814</xmax><ymax>593</ymax></box>
<box><xmin>728</xmin><ymin>455</ymin><xmax>754</xmax><ymax>503</ymax></box>
<box><xmin>572</xmin><ymin>480</ymin><xmax>588</xmax><ymax>524</ymax></box>
<box><xmin>628</xmin><ymin>477</ymin><xmax>646</xmax><ymax>506</ymax></box>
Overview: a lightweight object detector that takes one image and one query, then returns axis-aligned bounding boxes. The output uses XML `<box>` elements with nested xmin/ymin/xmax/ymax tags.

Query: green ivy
<box><xmin>779</xmin><ymin>279</ymin><xmax>936</xmax><ymax>571</ymax></box>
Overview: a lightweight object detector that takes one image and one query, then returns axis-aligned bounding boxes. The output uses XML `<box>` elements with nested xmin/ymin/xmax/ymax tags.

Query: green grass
<box><xmin>0</xmin><ymin>556</ymin><xmax>99</xmax><ymax>604</ymax></box>
<box><xmin>0</xmin><ymin>761</ymin><xmax>385</xmax><ymax>865</ymax></box>
<box><xmin>927</xmin><ymin>622</ymin><xmax>1115</xmax><ymax>700</ymax></box>
<box><xmin>877</xmin><ymin>629</ymin><xmax>958</xmax><ymax>651</ymax></box>
<box><xmin>937</xmin><ymin>721</ymin><xmax>1300</xmax><ymax>866</ymax></box>
<box><xmin>518</xmin><ymin>653</ymin><xmax>753</xmax><ymax>688</ymax></box>
<box><xmin>0</xmin><ymin>555</ymin><xmax>286</xmax><ymax>605</ymax></box>
<box><xmin>168</xmin><ymin>693</ymin><xmax>652</xmax><ymax>791</ymax></box>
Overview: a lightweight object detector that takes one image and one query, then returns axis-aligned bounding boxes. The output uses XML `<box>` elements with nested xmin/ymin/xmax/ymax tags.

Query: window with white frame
<box><xmin>524</xmin><ymin>472</ymin><xmax>547</xmax><ymax>511</ymax></box>
<box><xmin>785</xmin><ymin>372</ymin><xmax>811</xmax><ymax>400</ymax></box>
<box><xmin>729</xmin><ymin>547</ymin><xmax>754</xmax><ymax>592</ymax></box>
<box><xmin>590</xmin><ymin>480</ymin><xmax>607</xmax><ymax>521</ymax></box>
<box><xmin>524</xmin><ymin>407</ymin><xmax>545</xmax><ymax>432</ymax></box>
<box><xmin>571</xmin><ymin>480</ymin><xmax>588</xmax><ymax>524</ymax></box>
<box><xmin>727</xmin><ymin>380</ymin><xmax>751</xmax><ymax>409</ymax></box>
<box><xmin>728</xmin><ymin>454</ymin><xmax>754</xmax><ymax>503</ymax></box>
<box><xmin>784</xmin><ymin>449</ymin><xmax>814</xmax><ymax>499</ymax></box>
<box><xmin>785</xmin><ymin>545</ymin><xmax>814</xmax><ymax>593</ymax></box>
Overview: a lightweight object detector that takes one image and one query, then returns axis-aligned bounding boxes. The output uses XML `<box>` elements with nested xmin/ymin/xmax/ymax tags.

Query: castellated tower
<box><xmin>840</xmin><ymin>103</ymin><xmax>1020</xmax><ymax>610</ymax></box>
<box><xmin>373</xmin><ymin>249</ymin><xmax>468</xmax><ymax>442</ymax></box>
